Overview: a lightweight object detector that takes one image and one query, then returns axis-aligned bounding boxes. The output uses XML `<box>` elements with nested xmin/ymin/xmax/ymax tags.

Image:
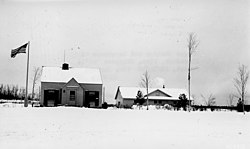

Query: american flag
<box><xmin>11</xmin><ymin>42</ymin><xmax>28</xmax><ymax>58</ymax></box>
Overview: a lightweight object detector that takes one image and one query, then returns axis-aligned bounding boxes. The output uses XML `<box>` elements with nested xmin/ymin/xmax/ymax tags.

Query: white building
<box><xmin>115</xmin><ymin>86</ymin><xmax>192</xmax><ymax>107</ymax></box>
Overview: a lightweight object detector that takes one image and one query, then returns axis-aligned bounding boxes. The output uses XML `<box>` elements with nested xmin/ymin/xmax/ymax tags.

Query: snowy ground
<box><xmin>0</xmin><ymin>105</ymin><xmax>249</xmax><ymax>149</ymax></box>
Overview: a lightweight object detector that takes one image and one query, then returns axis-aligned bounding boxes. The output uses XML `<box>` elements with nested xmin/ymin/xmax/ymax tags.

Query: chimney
<box><xmin>163</xmin><ymin>85</ymin><xmax>165</xmax><ymax>88</ymax></box>
<box><xmin>62</xmin><ymin>63</ymin><xmax>69</xmax><ymax>70</ymax></box>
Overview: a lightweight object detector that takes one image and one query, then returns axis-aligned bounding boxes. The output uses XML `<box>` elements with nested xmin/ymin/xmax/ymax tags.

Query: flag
<box><xmin>11</xmin><ymin>42</ymin><xmax>28</xmax><ymax>58</ymax></box>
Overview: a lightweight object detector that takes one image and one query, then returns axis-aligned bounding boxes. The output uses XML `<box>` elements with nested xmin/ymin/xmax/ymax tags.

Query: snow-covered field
<box><xmin>0</xmin><ymin>105</ymin><xmax>249</xmax><ymax>149</ymax></box>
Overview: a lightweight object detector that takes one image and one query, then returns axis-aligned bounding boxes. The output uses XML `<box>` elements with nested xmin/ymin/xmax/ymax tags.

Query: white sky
<box><xmin>0</xmin><ymin>0</ymin><xmax>249</xmax><ymax>105</ymax></box>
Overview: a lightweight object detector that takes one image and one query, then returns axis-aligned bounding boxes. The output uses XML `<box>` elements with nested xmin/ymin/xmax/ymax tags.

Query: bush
<box><xmin>177</xmin><ymin>94</ymin><xmax>188</xmax><ymax>111</ymax></box>
<box><xmin>237</xmin><ymin>98</ymin><xmax>244</xmax><ymax>112</ymax></box>
<box><xmin>123</xmin><ymin>104</ymin><xmax>132</xmax><ymax>109</ymax></box>
<box><xmin>134</xmin><ymin>90</ymin><xmax>145</xmax><ymax>106</ymax></box>
<box><xmin>102</xmin><ymin>102</ymin><xmax>108</xmax><ymax>109</ymax></box>
<box><xmin>163</xmin><ymin>104</ymin><xmax>173</xmax><ymax>110</ymax></box>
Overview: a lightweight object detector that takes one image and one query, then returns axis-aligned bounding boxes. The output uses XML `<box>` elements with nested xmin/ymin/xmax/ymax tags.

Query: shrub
<box><xmin>102</xmin><ymin>102</ymin><xmax>108</xmax><ymax>109</ymax></box>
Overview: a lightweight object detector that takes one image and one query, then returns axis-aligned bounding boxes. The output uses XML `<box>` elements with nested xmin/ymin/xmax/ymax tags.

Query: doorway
<box><xmin>85</xmin><ymin>91</ymin><xmax>99</xmax><ymax>107</ymax></box>
<box><xmin>44</xmin><ymin>90</ymin><xmax>59</xmax><ymax>106</ymax></box>
<box><xmin>67</xmin><ymin>90</ymin><xmax>77</xmax><ymax>106</ymax></box>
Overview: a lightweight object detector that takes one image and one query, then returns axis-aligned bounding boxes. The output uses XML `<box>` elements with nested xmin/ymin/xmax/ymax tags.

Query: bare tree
<box><xmin>227</xmin><ymin>94</ymin><xmax>235</xmax><ymax>107</ymax></box>
<box><xmin>18</xmin><ymin>87</ymin><xmax>25</xmax><ymax>99</ymax></box>
<box><xmin>201</xmin><ymin>94</ymin><xmax>216</xmax><ymax>106</ymax></box>
<box><xmin>31</xmin><ymin>67</ymin><xmax>42</xmax><ymax>99</ymax></box>
<box><xmin>12</xmin><ymin>85</ymin><xmax>19</xmax><ymax>99</ymax></box>
<box><xmin>38</xmin><ymin>86</ymin><xmax>41</xmax><ymax>100</ymax></box>
<box><xmin>191</xmin><ymin>94</ymin><xmax>197</xmax><ymax>105</ymax></box>
<box><xmin>6</xmin><ymin>85</ymin><xmax>11</xmax><ymax>99</ymax></box>
<box><xmin>234</xmin><ymin>64</ymin><xmax>249</xmax><ymax>114</ymax></box>
<box><xmin>187</xmin><ymin>33</ymin><xmax>199</xmax><ymax>111</ymax></box>
<box><xmin>140</xmin><ymin>70</ymin><xmax>151</xmax><ymax>110</ymax></box>
<box><xmin>0</xmin><ymin>84</ymin><xmax>3</xmax><ymax>99</ymax></box>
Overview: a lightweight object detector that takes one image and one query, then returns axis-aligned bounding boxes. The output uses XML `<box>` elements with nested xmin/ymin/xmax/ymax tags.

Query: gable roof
<box><xmin>146</xmin><ymin>89</ymin><xmax>172</xmax><ymax>97</ymax></box>
<box><xmin>41</xmin><ymin>66</ymin><xmax>102</xmax><ymax>84</ymax></box>
<box><xmin>158</xmin><ymin>88</ymin><xmax>190</xmax><ymax>100</ymax></box>
<box><xmin>115</xmin><ymin>86</ymin><xmax>192</xmax><ymax>100</ymax></box>
<box><xmin>62</xmin><ymin>78</ymin><xmax>83</xmax><ymax>89</ymax></box>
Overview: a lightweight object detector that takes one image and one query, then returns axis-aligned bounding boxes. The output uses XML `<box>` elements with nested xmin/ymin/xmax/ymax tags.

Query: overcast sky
<box><xmin>0</xmin><ymin>0</ymin><xmax>249</xmax><ymax>105</ymax></box>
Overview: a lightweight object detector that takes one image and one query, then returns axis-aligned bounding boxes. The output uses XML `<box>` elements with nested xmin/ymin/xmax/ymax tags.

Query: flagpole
<box><xmin>24</xmin><ymin>41</ymin><xmax>30</xmax><ymax>107</ymax></box>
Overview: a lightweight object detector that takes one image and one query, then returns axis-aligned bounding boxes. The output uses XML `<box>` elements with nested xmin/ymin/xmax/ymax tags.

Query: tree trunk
<box><xmin>188</xmin><ymin>46</ymin><xmax>191</xmax><ymax>111</ymax></box>
<box><xmin>146</xmin><ymin>87</ymin><xmax>149</xmax><ymax>110</ymax></box>
<box><xmin>31</xmin><ymin>81</ymin><xmax>35</xmax><ymax>99</ymax></box>
<box><xmin>242</xmin><ymin>90</ymin><xmax>245</xmax><ymax>114</ymax></box>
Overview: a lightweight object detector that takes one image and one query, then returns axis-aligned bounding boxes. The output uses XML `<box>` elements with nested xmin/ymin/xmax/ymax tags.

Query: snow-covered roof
<box><xmin>115</xmin><ymin>87</ymin><xmax>192</xmax><ymax>100</ymax></box>
<box><xmin>41</xmin><ymin>66</ymin><xmax>102</xmax><ymax>84</ymax></box>
<box><xmin>157</xmin><ymin>88</ymin><xmax>190</xmax><ymax>100</ymax></box>
<box><xmin>147</xmin><ymin>96</ymin><xmax>179</xmax><ymax>100</ymax></box>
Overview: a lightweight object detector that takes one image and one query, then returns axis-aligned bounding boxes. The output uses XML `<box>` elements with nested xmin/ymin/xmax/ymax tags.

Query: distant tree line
<box><xmin>0</xmin><ymin>84</ymin><xmax>25</xmax><ymax>100</ymax></box>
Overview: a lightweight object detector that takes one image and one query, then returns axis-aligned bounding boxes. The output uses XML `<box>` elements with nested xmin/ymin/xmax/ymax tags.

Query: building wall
<box><xmin>80</xmin><ymin>84</ymin><xmax>102</xmax><ymax>107</ymax></box>
<box><xmin>41</xmin><ymin>82</ymin><xmax>65</xmax><ymax>105</ymax></box>
<box><xmin>123</xmin><ymin>99</ymin><xmax>134</xmax><ymax>107</ymax></box>
<box><xmin>61</xmin><ymin>79</ymin><xmax>84</xmax><ymax>107</ymax></box>
<box><xmin>41</xmin><ymin>82</ymin><xmax>102</xmax><ymax>107</ymax></box>
<box><xmin>119</xmin><ymin>98</ymin><xmax>178</xmax><ymax>107</ymax></box>
<box><xmin>116</xmin><ymin>90</ymin><xmax>123</xmax><ymax>106</ymax></box>
<box><xmin>115</xmin><ymin>89</ymin><xmax>135</xmax><ymax>107</ymax></box>
<box><xmin>147</xmin><ymin>100</ymin><xmax>178</xmax><ymax>106</ymax></box>
<box><xmin>61</xmin><ymin>87</ymin><xmax>84</xmax><ymax>106</ymax></box>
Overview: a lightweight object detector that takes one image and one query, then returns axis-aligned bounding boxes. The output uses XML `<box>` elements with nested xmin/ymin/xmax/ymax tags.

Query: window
<box><xmin>70</xmin><ymin>91</ymin><xmax>76</xmax><ymax>101</ymax></box>
<box><xmin>48</xmin><ymin>90</ymin><xmax>55</xmax><ymax>93</ymax></box>
<box><xmin>154</xmin><ymin>100</ymin><xmax>157</xmax><ymax>104</ymax></box>
<box><xmin>89</xmin><ymin>92</ymin><xmax>96</xmax><ymax>96</ymax></box>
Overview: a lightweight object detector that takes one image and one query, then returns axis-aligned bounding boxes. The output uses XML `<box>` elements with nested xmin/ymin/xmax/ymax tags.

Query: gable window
<box><xmin>70</xmin><ymin>91</ymin><xmax>76</xmax><ymax>101</ymax></box>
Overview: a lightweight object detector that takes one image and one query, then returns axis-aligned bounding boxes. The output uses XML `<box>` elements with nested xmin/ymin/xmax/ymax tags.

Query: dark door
<box><xmin>44</xmin><ymin>90</ymin><xmax>59</xmax><ymax>106</ymax></box>
<box><xmin>85</xmin><ymin>91</ymin><xmax>99</xmax><ymax>107</ymax></box>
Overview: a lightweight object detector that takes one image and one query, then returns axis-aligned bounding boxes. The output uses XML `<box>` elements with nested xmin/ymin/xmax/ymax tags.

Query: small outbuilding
<box><xmin>115</xmin><ymin>86</ymin><xmax>191</xmax><ymax>107</ymax></box>
<box><xmin>40</xmin><ymin>63</ymin><xmax>103</xmax><ymax>107</ymax></box>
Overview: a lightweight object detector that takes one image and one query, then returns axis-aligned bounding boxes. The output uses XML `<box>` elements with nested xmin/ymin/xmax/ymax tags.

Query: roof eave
<box><xmin>41</xmin><ymin>80</ymin><xmax>103</xmax><ymax>85</ymax></box>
